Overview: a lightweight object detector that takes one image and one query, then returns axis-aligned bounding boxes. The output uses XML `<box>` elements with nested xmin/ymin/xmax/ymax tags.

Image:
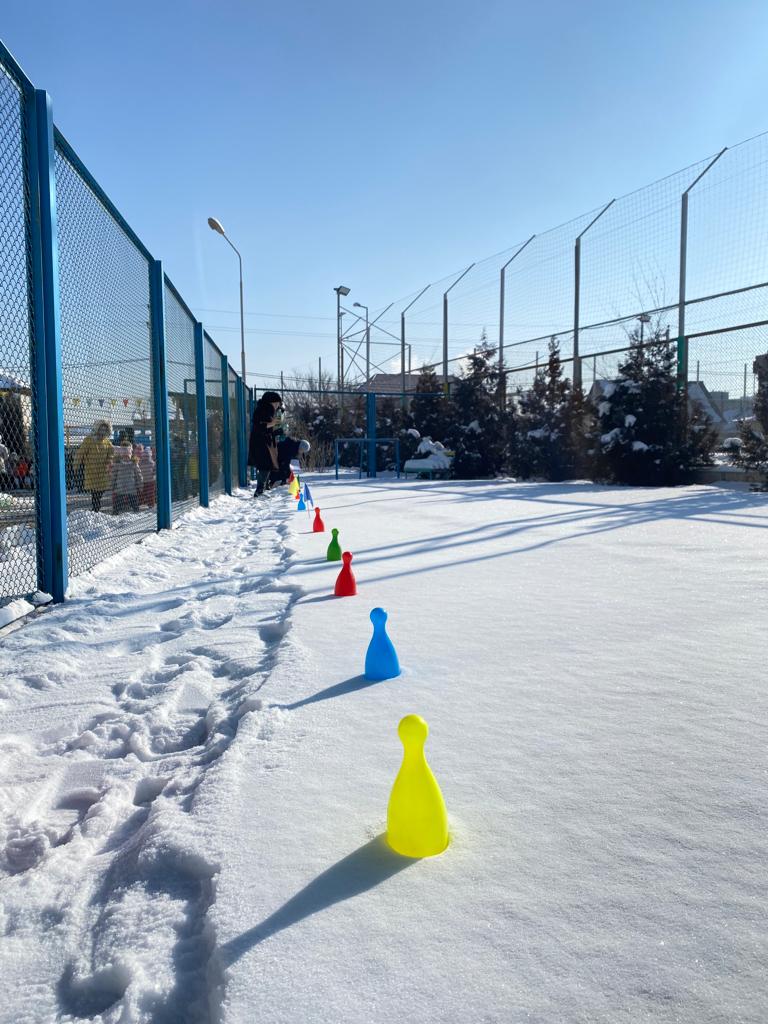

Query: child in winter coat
<box><xmin>134</xmin><ymin>444</ymin><xmax>156</xmax><ymax>507</ymax></box>
<box><xmin>74</xmin><ymin>420</ymin><xmax>114</xmax><ymax>512</ymax></box>
<box><xmin>275</xmin><ymin>437</ymin><xmax>311</xmax><ymax>485</ymax></box>
<box><xmin>111</xmin><ymin>445</ymin><xmax>143</xmax><ymax>515</ymax></box>
<box><xmin>0</xmin><ymin>434</ymin><xmax>10</xmax><ymax>491</ymax></box>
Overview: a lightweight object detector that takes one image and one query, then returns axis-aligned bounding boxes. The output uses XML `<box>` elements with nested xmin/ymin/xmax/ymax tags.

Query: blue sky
<box><xmin>4</xmin><ymin>0</ymin><xmax>768</xmax><ymax>384</ymax></box>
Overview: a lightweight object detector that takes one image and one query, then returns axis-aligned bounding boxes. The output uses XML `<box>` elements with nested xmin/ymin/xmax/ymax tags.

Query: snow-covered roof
<box><xmin>687</xmin><ymin>381</ymin><xmax>727</xmax><ymax>424</ymax></box>
<box><xmin>352</xmin><ymin>373</ymin><xmax>458</xmax><ymax>395</ymax></box>
<box><xmin>0</xmin><ymin>371</ymin><xmax>31</xmax><ymax>393</ymax></box>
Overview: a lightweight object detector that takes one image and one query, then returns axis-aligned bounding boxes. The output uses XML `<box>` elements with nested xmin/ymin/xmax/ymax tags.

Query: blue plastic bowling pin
<box><xmin>297</xmin><ymin>494</ymin><xmax>306</xmax><ymax>511</ymax></box>
<box><xmin>365</xmin><ymin>608</ymin><xmax>401</xmax><ymax>681</ymax></box>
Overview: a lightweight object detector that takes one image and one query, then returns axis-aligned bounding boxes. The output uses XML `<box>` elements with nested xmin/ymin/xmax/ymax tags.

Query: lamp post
<box><xmin>334</xmin><ymin>285</ymin><xmax>351</xmax><ymax>390</ymax></box>
<box><xmin>207</xmin><ymin>217</ymin><xmax>246</xmax><ymax>388</ymax></box>
<box><xmin>353</xmin><ymin>302</ymin><xmax>370</xmax><ymax>386</ymax></box>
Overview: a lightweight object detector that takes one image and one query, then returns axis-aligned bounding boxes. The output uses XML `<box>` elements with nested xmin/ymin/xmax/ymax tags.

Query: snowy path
<box><xmin>0</xmin><ymin>493</ymin><xmax>296</xmax><ymax>1023</ymax></box>
<box><xmin>1</xmin><ymin>479</ymin><xmax>767</xmax><ymax>1023</ymax></box>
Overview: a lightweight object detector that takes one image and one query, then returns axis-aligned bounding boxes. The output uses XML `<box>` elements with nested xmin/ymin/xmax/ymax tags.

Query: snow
<box><xmin>632</xmin><ymin>440</ymin><xmax>650</xmax><ymax>452</ymax></box>
<box><xmin>1</xmin><ymin>478</ymin><xmax>768</xmax><ymax>1023</ymax></box>
<box><xmin>600</xmin><ymin>427</ymin><xmax>621</xmax><ymax>445</ymax></box>
<box><xmin>0</xmin><ymin>597</ymin><xmax>34</xmax><ymax>628</ymax></box>
<box><xmin>625</xmin><ymin>414</ymin><xmax>637</xmax><ymax>427</ymax></box>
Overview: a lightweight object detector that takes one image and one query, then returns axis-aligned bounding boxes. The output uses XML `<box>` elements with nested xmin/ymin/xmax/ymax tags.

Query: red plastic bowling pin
<box><xmin>288</xmin><ymin>471</ymin><xmax>295</xmax><ymax>483</ymax></box>
<box><xmin>334</xmin><ymin>551</ymin><xmax>357</xmax><ymax>597</ymax></box>
<box><xmin>313</xmin><ymin>507</ymin><xmax>325</xmax><ymax>532</ymax></box>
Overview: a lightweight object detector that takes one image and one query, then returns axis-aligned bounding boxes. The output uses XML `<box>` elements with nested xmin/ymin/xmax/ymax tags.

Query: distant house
<box><xmin>352</xmin><ymin>373</ymin><xmax>458</xmax><ymax>396</ymax></box>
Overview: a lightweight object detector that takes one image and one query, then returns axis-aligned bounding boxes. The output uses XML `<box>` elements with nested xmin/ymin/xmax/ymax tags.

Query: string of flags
<box><xmin>66</xmin><ymin>397</ymin><xmax>147</xmax><ymax>411</ymax></box>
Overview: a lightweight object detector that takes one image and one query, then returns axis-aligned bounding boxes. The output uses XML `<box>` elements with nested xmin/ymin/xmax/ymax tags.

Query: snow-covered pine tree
<box><xmin>511</xmin><ymin>338</ymin><xmax>585</xmax><ymax>481</ymax></box>
<box><xmin>408</xmin><ymin>366</ymin><xmax>455</xmax><ymax>446</ymax></box>
<box><xmin>446</xmin><ymin>341</ymin><xmax>512</xmax><ymax>478</ymax></box>
<box><xmin>591</xmin><ymin>331</ymin><xmax>717</xmax><ymax>485</ymax></box>
<box><xmin>374</xmin><ymin>394</ymin><xmax>409</xmax><ymax>471</ymax></box>
<box><xmin>730</xmin><ymin>353</ymin><xmax>768</xmax><ymax>487</ymax></box>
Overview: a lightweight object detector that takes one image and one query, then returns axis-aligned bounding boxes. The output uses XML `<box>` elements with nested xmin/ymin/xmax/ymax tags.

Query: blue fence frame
<box><xmin>0</xmin><ymin>39</ymin><xmax>251</xmax><ymax>610</ymax></box>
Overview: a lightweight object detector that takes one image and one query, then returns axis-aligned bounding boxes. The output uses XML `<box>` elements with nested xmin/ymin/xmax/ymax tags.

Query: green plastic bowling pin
<box><xmin>326</xmin><ymin>528</ymin><xmax>342</xmax><ymax>562</ymax></box>
<box><xmin>387</xmin><ymin>715</ymin><xmax>449</xmax><ymax>858</ymax></box>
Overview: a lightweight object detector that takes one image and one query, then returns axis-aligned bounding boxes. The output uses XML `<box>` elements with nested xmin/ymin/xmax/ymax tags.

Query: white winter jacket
<box><xmin>111</xmin><ymin>458</ymin><xmax>143</xmax><ymax>496</ymax></box>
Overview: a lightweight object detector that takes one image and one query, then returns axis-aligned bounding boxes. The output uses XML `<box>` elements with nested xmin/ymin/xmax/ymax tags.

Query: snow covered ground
<box><xmin>1</xmin><ymin>477</ymin><xmax>767</xmax><ymax>1023</ymax></box>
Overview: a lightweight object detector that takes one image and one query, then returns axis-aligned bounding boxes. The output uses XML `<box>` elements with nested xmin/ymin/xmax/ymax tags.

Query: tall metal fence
<box><xmin>352</xmin><ymin>132</ymin><xmax>768</xmax><ymax>439</ymax></box>
<box><xmin>278</xmin><ymin>384</ymin><xmax>447</xmax><ymax>475</ymax></box>
<box><xmin>0</xmin><ymin>41</ymin><xmax>249</xmax><ymax>611</ymax></box>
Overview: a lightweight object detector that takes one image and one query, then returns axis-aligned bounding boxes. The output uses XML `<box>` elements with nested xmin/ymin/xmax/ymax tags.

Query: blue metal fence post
<box><xmin>366</xmin><ymin>391</ymin><xmax>377</xmax><ymax>478</ymax></box>
<box><xmin>236</xmin><ymin>377</ymin><xmax>247</xmax><ymax>487</ymax></box>
<box><xmin>221</xmin><ymin>355</ymin><xmax>232</xmax><ymax>494</ymax></box>
<box><xmin>247</xmin><ymin>386</ymin><xmax>254</xmax><ymax>482</ymax></box>
<box><xmin>28</xmin><ymin>90</ymin><xmax>68</xmax><ymax>602</ymax></box>
<box><xmin>150</xmin><ymin>261</ymin><xmax>172</xmax><ymax>529</ymax></box>
<box><xmin>194</xmin><ymin>322</ymin><xmax>209</xmax><ymax>508</ymax></box>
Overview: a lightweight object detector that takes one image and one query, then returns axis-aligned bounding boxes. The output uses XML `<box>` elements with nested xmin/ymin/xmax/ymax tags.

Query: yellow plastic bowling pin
<box><xmin>387</xmin><ymin>715</ymin><xmax>449</xmax><ymax>858</ymax></box>
<box><xmin>288</xmin><ymin>477</ymin><xmax>299</xmax><ymax>497</ymax></box>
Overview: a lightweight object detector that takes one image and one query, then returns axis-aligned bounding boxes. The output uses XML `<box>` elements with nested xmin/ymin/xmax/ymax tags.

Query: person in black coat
<box><xmin>248</xmin><ymin>391</ymin><xmax>282</xmax><ymax>495</ymax></box>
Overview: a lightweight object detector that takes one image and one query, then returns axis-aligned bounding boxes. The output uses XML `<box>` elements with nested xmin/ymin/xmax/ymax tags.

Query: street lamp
<box><xmin>334</xmin><ymin>286</ymin><xmax>350</xmax><ymax>390</ymax></box>
<box><xmin>353</xmin><ymin>302</ymin><xmax>370</xmax><ymax>386</ymax></box>
<box><xmin>208</xmin><ymin>217</ymin><xmax>247</xmax><ymax>390</ymax></box>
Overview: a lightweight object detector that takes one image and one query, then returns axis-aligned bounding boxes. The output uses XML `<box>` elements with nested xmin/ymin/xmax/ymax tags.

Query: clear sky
<box><xmin>3</xmin><ymin>0</ymin><xmax>768</xmax><ymax>385</ymax></box>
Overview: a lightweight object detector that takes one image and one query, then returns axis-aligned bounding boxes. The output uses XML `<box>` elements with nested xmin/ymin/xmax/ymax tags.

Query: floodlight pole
<box><xmin>498</xmin><ymin>235</ymin><xmax>535</xmax><ymax>407</ymax></box>
<box><xmin>354</xmin><ymin>303</ymin><xmax>370</xmax><ymax>385</ymax></box>
<box><xmin>573</xmin><ymin>199</ymin><xmax>615</xmax><ymax>391</ymax></box>
<box><xmin>401</xmin><ymin>285</ymin><xmax>430</xmax><ymax>397</ymax></box>
<box><xmin>443</xmin><ymin>264</ymin><xmax>475</xmax><ymax>393</ymax></box>
<box><xmin>334</xmin><ymin>285</ymin><xmax>351</xmax><ymax>402</ymax></box>
<box><xmin>677</xmin><ymin>147</ymin><xmax>727</xmax><ymax>390</ymax></box>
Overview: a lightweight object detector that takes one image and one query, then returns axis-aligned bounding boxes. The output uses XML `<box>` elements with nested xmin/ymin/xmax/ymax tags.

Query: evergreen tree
<box><xmin>730</xmin><ymin>354</ymin><xmax>768</xmax><ymax>487</ymax></box>
<box><xmin>590</xmin><ymin>332</ymin><xmax>717</xmax><ymax>485</ymax></box>
<box><xmin>511</xmin><ymin>338</ymin><xmax>585</xmax><ymax>481</ymax></box>
<box><xmin>446</xmin><ymin>343</ymin><xmax>511</xmax><ymax>478</ymax></box>
<box><xmin>408</xmin><ymin>367</ymin><xmax>455</xmax><ymax>445</ymax></box>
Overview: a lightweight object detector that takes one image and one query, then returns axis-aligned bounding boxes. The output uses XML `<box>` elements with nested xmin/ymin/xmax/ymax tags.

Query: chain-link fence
<box><xmin>164</xmin><ymin>278</ymin><xmax>200</xmax><ymax>516</ymax></box>
<box><xmin>55</xmin><ymin>140</ymin><xmax>158</xmax><ymax>576</ymax></box>
<box><xmin>0</xmin><ymin>41</ymin><xmax>247</xmax><ymax>612</ymax></box>
<box><xmin>205</xmin><ymin>334</ymin><xmax>225</xmax><ymax>498</ymax></box>
<box><xmin>277</xmin><ymin>384</ymin><xmax>448</xmax><ymax>476</ymax></box>
<box><xmin>228</xmin><ymin>366</ymin><xmax>238</xmax><ymax>488</ymax></box>
<box><xmin>361</xmin><ymin>132</ymin><xmax>768</xmax><ymax>439</ymax></box>
<box><xmin>0</xmin><ymin>60</ymin><xmax>37</xmax><ymax>605</ymax></box>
